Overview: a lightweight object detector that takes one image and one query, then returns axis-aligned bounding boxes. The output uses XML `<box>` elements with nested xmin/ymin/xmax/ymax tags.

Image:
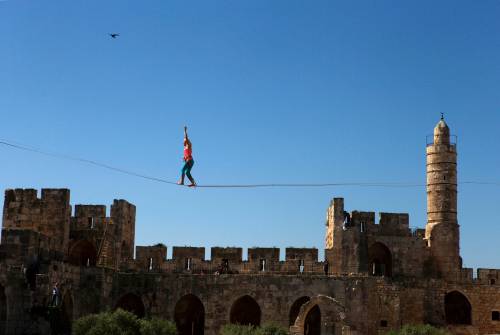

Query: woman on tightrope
<box><xmin>178</xmin><ymin>126</ymin><xmax>196</xmax><ymax>187</ymax></box>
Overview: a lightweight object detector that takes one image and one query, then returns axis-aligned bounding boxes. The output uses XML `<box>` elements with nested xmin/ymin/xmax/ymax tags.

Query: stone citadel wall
<box><xmin>1</xmin><ymin>188</ymin><xmax>499</xmax><ymax>335</ymax></box>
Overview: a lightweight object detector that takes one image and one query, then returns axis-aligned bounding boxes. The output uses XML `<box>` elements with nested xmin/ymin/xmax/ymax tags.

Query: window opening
<box><xmin>490</xmin><ymin>278</ymin><xmax>496</xmax><ymax>285</ymax></box>
<box><xmin>259</xmin><ymin>259</ymin><xmax>266</xmax><ymax>272</ymax></box>
<box><xmin>299</xmin><ymin>259</ymin><xmax>304</xmax><ymax>273</ymax></box>
<box><xmin>493</xmin><ymin>311</ymin><xmax>500</xmax><ymax>321</ymax></box>
<box><xmin>88</xmin><ymin>217</ymin><xmax>94</xmax><ymax>229</ymax></box>
<box><xmin>149</xmin><ymin>258</ymin><xmax>153</xmax><ymax>271</ymax></box>
<box><xmin>380</xmin><ymin>320</ymin><xmax>388</xmax><ymax>327</ymax></box>
<box><xmin>185</xmin><ymin>258</ymin><xmax>192</xmax><ymax>271</ymax></box>
<box><xmin>360</xmin><ymin>221</ymin><xmax>366</xmax><ymax>233</ymax></box>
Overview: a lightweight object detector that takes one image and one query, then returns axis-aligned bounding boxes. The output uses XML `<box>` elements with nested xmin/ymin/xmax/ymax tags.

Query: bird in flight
<box><xmin>109</xmin><ymin>33</ymin><xmax>120</xmax><ymax>39</ymax></box>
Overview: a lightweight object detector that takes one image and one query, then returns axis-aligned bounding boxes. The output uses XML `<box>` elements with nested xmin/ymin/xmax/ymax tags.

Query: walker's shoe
<box><xmin>188</xmin><ymin>181</ymin><xmax>197</xmax><ymax>187</ymax></box>
<box><xmin>177</xmin><ymin>180</ymin><xmax>184</xmax><ymax>185</ymax></box>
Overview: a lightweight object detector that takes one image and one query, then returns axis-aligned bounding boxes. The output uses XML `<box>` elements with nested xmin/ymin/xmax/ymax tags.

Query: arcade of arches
<box><xmin>174</xmin><ymin>294</ymin><xmax>205</xmax><ymax>335</ymax></box>
<box><xmin>368</xmin><ymin>242</ymin><xmax>392</xmax><ymax>277</ymax></box>
<box><xmin>115</xmin><ymin>293</ymin><xmax>145</xmax><ymax>318</ymax></box>
<box><xmin>230</xmin><ymin>295</ymin><xmax>261</xmax><ymax>327</ymax></box>
<box><xmin>68</xmin><ymin>240</ymin><xmax>97</xmax><ymax>267</ymax></box>
<box><xmin>445</xmin><ymin>291</ymin><xmax>472</xmax><ymax>325</ymax></box>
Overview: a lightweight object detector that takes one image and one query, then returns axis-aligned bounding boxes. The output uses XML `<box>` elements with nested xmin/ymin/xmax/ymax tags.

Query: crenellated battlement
<box><xmin>477</xmin><ymin>268</ymin><xmax>500</xmax><ymax>285</ymax></box>
<box><xmin>2</xmin><ymin>188</ymin><xmax>71</xmax><ymax>255</ymax></box>
<box><xmin>1</xmin><ymin>189</ymin><xmax>135</xmax><ymax>270</ymax></box>
<box><xmin>72</xmin><ymin>205</ymin><xmax>109</xmax><ymax>232</ymax></box>
<box><xmin>123</xmin><ymin>245</ymin><xmax>326</xmax><ymax>275</ymax></box>
<box><xmin>325</xmin><ymin>198</ymin><xmax>412</xmax><ymax>238</ymax></box>
<box><xmin>325</xmin><ymin>198</ymin><xmax>429</xmax><ymax>278</ymax></box>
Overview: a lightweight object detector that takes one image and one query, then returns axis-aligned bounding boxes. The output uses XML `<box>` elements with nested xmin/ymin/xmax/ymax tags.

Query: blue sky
<box><xmin>1</xmin><ymin>0</ymin><xmax>499</xmax><ymax>269</ymax></box>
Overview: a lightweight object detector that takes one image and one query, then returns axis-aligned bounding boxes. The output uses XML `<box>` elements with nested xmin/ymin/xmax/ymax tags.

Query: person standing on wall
<box><xmin>178</xmin><ymin>126</ymin><xmax>196</xmax><ymax>187</ymax></box>
<box><xmin>50</xmin><ymin>282</ymin><xmax>60</xmax><ymax>307</ymax></box>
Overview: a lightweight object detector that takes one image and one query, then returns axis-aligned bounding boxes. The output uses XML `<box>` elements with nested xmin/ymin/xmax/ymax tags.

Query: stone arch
<box><xmin>0</xmin><ymin>285</ymin><xmax>6</xmax><ymax>335</ymax></box>
<box><xmin>291</xmin><ymin>295</ymin><xmax>349</xmax><ymax>335</ymax></box>
<box><xmin>445</xmin><ymin>291</ymin><xmax>472</xmax><ymax>325</ymax></box>
<box><xmin>174</xmin><ymin>294</ymin><xmax>205</xmax><ymax>335</ymax></box>
<box><xmin>68</xmin><ymin>240</ymin><xmax>97</xmax><ymax>266</ymax></box>
<box><xmin>289</xmin><ymin>296</ymin><xmax>310</xmax><ymax>326</ymax></box>
<box><xmin>368</xmin><ymin>242</ymin><xmax>392</xmax><ymax>277</ymax></box>
<box><xmin>230</xmin><ymin>295</ymin><xmax>261</xmax><ymax>326</ymax></box>
<box><xmin>304</xmin><ymin>305</ymin><xmax>321</xmax><ymax>335</ymax></box>
<box><xmin>115</xmin><ymin>293</ymin><xmax>145</xmax><ymax>318</ymax></box>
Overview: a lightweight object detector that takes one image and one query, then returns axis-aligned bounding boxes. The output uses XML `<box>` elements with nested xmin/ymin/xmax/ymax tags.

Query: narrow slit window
<box><xmin>149</xmin><ymin>257</ymin><xmax>153</xmax><ymax>271</ymax></box>
<box><xmin>88</xmin><ymin>217</ymin><xmax>94</xmax><ymax>229</ymax></box>
<box><xmin>185</xmin><ymin>257</ymin><xmax>192</xmax><ymax>270</ymax></box>
<box><xmin>222</xmin><ymin>259</ymin><xmax>229</xmax><ymax>273</ymax></box>
<box><xmin>360</xmin><ymin>221</ymin><xmax>365</xmax><ymax>233</ymax></box>
<box><xmin>259</xmin><ymin>259</ymin><xmax>266</xmax><ymax>272</ymax></box>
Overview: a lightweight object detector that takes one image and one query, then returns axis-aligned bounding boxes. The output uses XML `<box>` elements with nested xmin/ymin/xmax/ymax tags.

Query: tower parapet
<box><xmin>2</xmin><ymin>188</ymin><xmax>71</xmax><ymax>256</ymax></box>
<box><xmin>425</xmin><ymin>117</ymin><xmax>461</xmax><ymax>278</ymax></box>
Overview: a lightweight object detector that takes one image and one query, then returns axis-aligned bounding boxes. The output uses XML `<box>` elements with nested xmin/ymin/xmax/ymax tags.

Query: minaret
<box><xmin>425</xmin><ymin>115</ymin><xmax>461</xmax><ymax>278</ymax></box>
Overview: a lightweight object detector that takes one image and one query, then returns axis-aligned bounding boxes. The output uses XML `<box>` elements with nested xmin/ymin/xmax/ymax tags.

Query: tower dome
<box><xmin>433</xmin><ymin>115</ymin><xmax>450</xmax><ymax>144</ymax></box>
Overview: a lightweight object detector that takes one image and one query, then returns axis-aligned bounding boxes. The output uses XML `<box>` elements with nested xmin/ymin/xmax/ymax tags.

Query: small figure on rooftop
<box><xmin>343</xmin><ymin>210</ymin><xmax>351</xmax><ymax>228</ymax></box>
<box><xmin>50</xmin><ymin>282</ymin><xmax>60</xmax><ymax>307</ymax></box>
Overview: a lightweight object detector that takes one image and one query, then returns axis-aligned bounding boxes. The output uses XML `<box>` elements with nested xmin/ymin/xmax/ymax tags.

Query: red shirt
<box><xmin>184</xmin><ymin>145</ymin><xmax>193</xmax><ymax>161</ymax></box>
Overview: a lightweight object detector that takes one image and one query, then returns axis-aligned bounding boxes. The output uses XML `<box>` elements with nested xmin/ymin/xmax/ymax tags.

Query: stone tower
<box><xmin>425</xmin><ymin>116</ymin><xmax>461</xmax><ymax>278</ymax></box>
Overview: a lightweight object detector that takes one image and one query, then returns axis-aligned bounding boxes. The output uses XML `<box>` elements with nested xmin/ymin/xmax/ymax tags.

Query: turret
<box><xmin>425</xmin><ymin>116</ymin><xmax>461</xmax><ymax>278</ymax></box>
<box><xmin>325</xmin><ymin>198</ymin><xmax>344</xmax><ymax>274</ymax></box>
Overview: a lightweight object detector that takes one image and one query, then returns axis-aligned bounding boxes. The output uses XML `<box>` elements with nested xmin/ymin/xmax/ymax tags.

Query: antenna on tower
<box><xmin>441</xmin><ymin>113</ymin><xmax>444</xmax><ymax>120</ymax></box>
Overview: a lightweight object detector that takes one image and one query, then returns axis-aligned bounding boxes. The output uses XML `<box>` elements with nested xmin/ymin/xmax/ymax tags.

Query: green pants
<box><xmin>181</xmin><ymin>159</ymin><xmax>195</xmax><ymax>183</ymax></box>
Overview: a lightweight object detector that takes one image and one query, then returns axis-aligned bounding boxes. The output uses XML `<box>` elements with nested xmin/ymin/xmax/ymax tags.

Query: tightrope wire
<box><xmin>1</xmin><ymin>139</ymin><xmax>499</xmax><ymax>189</ymax></box>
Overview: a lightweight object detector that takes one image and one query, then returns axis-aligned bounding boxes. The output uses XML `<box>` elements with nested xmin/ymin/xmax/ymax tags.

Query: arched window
<box><xmin>68</xmin><ymin>240</ymin><xmax>97</xmax><ymax>266</ymax></box>
<box><xmin>289</xmin><ymin>296</ymin><xmax>310</xmax><ymax>326</ymax></box>
<box><xmin>0</xmin><ymin>285</ymin><xmax>6</xmax><ymax>335</ymax></box>
<box><xmin>115</xmin><ymin>293</ymin><xmax>145</xmax><ymax>318</ymax></box>
<box><xmin>445</xmin><ymin>291</ymin><xmax>472</xmax><ymax>325</ymax></box>
<box><xmin>304</xmin><ymin>305</ymin><xmax>321</xmax><ymax>335</ymax></box>
<box><xmin>230</xmin><ymin>295</ymin><xmax>261</xmax><ymax>327</ymax></box>
<box><xmin>174</xmin><ymin>294</ymin><xmax>205</xmax><ymax>335</ymax></box>
<box><xmin>368</xmin><ymin>242</ymin><xmax>392</xmax><ymax>277</ymax></box>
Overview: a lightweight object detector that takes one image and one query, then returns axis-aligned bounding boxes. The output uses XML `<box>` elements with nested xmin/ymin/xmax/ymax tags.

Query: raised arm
<box><xmin>184</xmin><ymin>126</ymin><xmax>190</xmax><ymax>145</ymax></box>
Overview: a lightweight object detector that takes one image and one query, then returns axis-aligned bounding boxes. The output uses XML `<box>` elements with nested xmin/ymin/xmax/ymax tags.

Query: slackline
<box><xmin>1</xmin><ymin>139</ymin><xmax>499</xmax><ymax>189</ymax></box>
